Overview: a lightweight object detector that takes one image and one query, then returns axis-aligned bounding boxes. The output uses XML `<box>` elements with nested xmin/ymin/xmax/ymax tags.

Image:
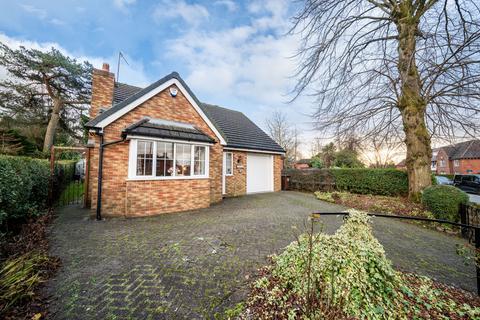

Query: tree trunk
<box><xmin>396</xmin><ymin>10</ymin><xmax>432</xmax><ymax>201</ymax></box>
<box><xmin>43</xmin><ymin>99</ymin><xmax>63</xmax><ymax>153</ymax></box>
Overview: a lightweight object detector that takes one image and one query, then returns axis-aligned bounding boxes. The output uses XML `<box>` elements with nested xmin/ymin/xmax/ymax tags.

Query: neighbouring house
<box><xmin>430</xmin><ymin>148</ymin><xmax>439</xmax><ymax>172</ymax></box>
<box><xmin>85</xmin><ymin>63</ymin><xmax>285</xmax><ymax>218</ymax></box>
<box><xmin>395</xmin><ymin>159</ymin><xmax>406</xmax><ymax>170</ymax></box>
<box><xmin>435</xmin><ymin>140</ymin><xmax>480</xmax><ymax>175</ymax></box>
<box><xmin>294</xmin><ymin>159</ymin><xmax>311</xmax><ymax>169</ymax></box>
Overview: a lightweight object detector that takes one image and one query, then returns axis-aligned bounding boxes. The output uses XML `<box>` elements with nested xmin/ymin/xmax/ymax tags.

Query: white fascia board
<box><xmin>94</xmin><ymin>78</ymin><xmax>227</xmax><ymax>145</ymax></box>
<box><xmin>223</xmin><ymin>147</ymin><xmax>285</xmax><ymax>155</ymax></box>
<box><xmin>125</xmin><ymin>135</ymin><xmax>215</xmax><ymax>146</ymax></box>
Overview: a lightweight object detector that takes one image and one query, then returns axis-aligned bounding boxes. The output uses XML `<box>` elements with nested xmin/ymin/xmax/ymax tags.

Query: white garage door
<box><xmin>247</xmin><ymin>153</ymin><xmax>274</xmax><ymax>194</ymax></box>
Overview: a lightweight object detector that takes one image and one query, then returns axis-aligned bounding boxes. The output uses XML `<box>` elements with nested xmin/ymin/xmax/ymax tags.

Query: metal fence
<box><xmin>460</xmin><ymin>203</ymin><xmax>480</xmax><ymax>240</ymax></box>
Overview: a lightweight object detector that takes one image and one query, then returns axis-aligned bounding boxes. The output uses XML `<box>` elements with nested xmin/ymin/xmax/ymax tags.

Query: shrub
<box><xmin>0</xmin><ymin>156</ymin><xmax>50</xmax><ymax>227</ymax></box>
<box><xmin>243</xmin><ymin>210</ymin><xmax>407</xmax><ymax>319</ymax></box>
<box><xmin>421</xmin><ymin>185</ymin><xmax>469</xmax><ymax>222</ymax></box>
<box><xmin>242</xmin><ymin>210</ymin><xmax>480</xmax><ymax>319</ymax></box>
<box><xmin>331</xmin><ymin>168</ymin><xmax>408</xmax><ymax>196</ymax></box>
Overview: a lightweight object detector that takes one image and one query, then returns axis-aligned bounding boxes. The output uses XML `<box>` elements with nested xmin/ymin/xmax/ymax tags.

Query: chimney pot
<box><xmin>102</xmin><ymin>63</ymin><xmax>110</xmax><ymax>72</ymax></box>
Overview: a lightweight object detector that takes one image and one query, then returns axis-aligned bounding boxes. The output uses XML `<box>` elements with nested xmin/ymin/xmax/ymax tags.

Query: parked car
<box><xmin>435</xmin><ymin>175</ymin><xmax>453</xmax><ymax>185</ymax></box>
<box><xmin>453</xmin><ymin>174</ymin><xmax>480</xmax><ymax>194</ymax></box>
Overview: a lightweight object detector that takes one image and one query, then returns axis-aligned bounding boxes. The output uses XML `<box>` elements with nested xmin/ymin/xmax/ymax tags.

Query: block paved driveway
<box><xmin>47</xmin><ymin>191</ymin><xmax>475</xmax><ymax>319</ymax></box>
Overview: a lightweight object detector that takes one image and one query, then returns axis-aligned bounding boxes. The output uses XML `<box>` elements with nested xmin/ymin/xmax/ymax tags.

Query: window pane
<box><xmin>194</xmin><ymin>146</ymin><xmax>206</xmax><ymax>175</ymax></box>
<box><xmin>156</xmin><ymin>142</ymin><xmax>174</xmax><ymax>176</ymax></box>
<box><xmin>136</xmin><ymin>141</ymin><xmax>153</xmax><ymax>176</ymax></box>
<box><xmin>175</xmin><ymin>144</ymin><xmax>191</xmax><ymax>176</ymax></box>
<box><xmin>225</xmin><ymin>153</ymin><xmax>232</xmax><ymax>175</ymax></box>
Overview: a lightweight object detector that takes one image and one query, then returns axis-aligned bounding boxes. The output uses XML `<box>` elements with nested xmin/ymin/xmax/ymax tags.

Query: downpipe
<box><xmin>96</xmin><ymin>131</ymin><xmax>126</xmax><ymax>221</ymax></box>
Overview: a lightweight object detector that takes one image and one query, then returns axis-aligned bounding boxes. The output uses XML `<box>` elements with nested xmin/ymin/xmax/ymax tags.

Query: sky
<box><xmin>0</xmin><ymin>0</ymin><xmax>324</xmax><ymax>158</ymax></box>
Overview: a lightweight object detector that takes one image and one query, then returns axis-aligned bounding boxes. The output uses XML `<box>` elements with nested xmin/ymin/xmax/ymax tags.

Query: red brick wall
<box><xmin>274</xmin><ymin>155</ymin><xmax>283</xmax><ymax>192</ymax></box>
<box><xmin>88</xmin><ymin>84</ymin><xmax>223</xmax><ymax>217</ymax></box>
<box><xmin>225</xmin><ymin>151</ymin><xmax>247</xmax><ymax>197</ymax></box>
<box><xmin>458</xmin><ymin>159</ymin><xmax>480</xmax><ymax>174</ymax></box>
<box><xmin>436</xmin><ymin>149</ymin><xmax>452</xmax><ymax>174</ymax></box>
<box><xmin>90</xmin><ymin>67</ymin><xmax>114</xmax><ymax>119</ymax></box>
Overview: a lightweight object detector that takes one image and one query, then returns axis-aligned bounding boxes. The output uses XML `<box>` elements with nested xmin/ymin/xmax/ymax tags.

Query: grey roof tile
<box><xmin>441</xmin><ymin>139</ymin><xmax>480</xmax><ymax>159</ymax></box>
<box><xmin>200</xmin><ymin>103</ymin><xmax>285</xmax><ymax>153</ymax></box>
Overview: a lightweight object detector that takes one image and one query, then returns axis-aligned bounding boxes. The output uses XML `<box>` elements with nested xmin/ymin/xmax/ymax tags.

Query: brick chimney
<box><xmin>90</xmin><ymin>63</ymin><xmax>115</xmax><ymax>119</ymax></box>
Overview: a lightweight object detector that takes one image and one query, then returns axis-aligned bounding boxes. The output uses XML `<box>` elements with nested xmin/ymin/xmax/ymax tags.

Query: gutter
<box><xmin>95</xmin><ymin>130</ymin><xmax>126</xmax><ymax>221</ymax></box>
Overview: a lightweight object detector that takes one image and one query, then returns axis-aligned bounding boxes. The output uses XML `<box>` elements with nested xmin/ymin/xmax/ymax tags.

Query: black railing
<box><xmin>311</xmin><ymin>211</ymin><xmax>480</xmax><ymax>295</ymax></box>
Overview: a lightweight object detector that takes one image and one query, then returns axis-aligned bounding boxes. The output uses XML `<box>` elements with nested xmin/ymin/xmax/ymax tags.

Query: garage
<box><xmin>246</xmin><ymin>153</ymin><xmax>274</xmax><ymax>193</ymax></box>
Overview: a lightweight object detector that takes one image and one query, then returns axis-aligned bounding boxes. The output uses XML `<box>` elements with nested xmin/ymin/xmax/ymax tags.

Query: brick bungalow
<box><xmin>85</xmin><ymin>63</ymin><xmax>285</xmax><ymax>218</ymax></box>
<box><xmin>435</xmin><ymin>140</ymin><xmax>480</xmax><ymax>175</ymax></box>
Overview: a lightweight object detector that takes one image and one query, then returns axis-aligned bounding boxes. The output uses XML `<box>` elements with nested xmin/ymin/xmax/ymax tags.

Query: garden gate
<box><xmin>49</xmin><ymin>146</ymin><xmax>90</xmax><ymax>207</ymax></box>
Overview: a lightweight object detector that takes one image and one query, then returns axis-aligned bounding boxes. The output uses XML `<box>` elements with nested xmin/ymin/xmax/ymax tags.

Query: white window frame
<box><xmin>454</xmin><ymin>159</ymin><xmax>460</xmax><ymax>167</ymax></box>
<box><xmin>128</xmin><ymin>138</ymin><xmax>210</xmax><ymax>180</ymax></box>
<box><xmin>225</xmin><ymin>152</ymin><xmax>233</xmax><ymax>176</ymax></box>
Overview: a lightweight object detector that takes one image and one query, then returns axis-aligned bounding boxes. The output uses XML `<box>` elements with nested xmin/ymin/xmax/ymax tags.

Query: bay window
<box><xmin>129</xmin><ymin>139</ymin><xmax>209</xmax><ymax>179</ymax></box>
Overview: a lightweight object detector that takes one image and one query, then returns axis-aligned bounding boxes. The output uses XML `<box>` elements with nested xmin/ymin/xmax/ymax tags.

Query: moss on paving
<box><xmin>47</xmin><ymin>192</ymin><xmax>475</xmax><ymax>319</ymax></box>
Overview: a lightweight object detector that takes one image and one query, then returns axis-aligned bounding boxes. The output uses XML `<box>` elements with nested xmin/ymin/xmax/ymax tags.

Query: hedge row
<box><xmin>284</xmin><ymin>168</ymin><xmax>408</xmax><ymax>196</ymax></box>
<box><xmin>0</xmin><ymin>155</ymin><xmax>76</xmax><ymax>235</ymax></box>
<box><xmin>331</xmin><ymin>168</ymin><xmax>408</xmax><ymax>196</ymax></box>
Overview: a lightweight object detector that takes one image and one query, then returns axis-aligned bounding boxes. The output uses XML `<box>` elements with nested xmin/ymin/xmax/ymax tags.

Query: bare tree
<box><xmin>266</xmin><ymin>110</ymin><xmax>296</xmax><ymax>166</ymax></box>
<box><xmin>291</xmin><ymin>0</ymin><xmax>480</xmax><ymax>199</ymax></box>
<box><xmin>309</xmin><ymin>137</ymin><xmax>323</xmax><ymax>157</ymax></box>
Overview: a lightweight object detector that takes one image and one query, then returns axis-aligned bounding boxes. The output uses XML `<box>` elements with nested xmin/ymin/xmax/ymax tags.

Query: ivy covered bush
<box><xmin>241</xmin><ymin>210</ymin><xmax>480</xmax><ymax>319</ymax></box>
<box><xmin>422</xmin><ymin>185</ymin><xmax>469</xmax><ymax>222</ymax></box>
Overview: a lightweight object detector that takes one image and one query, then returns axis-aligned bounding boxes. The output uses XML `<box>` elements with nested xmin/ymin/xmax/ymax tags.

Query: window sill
<box><xmin>127</xmin><ymin>176</ymin><xmax>209</xmax><ymax>181</ymax></box>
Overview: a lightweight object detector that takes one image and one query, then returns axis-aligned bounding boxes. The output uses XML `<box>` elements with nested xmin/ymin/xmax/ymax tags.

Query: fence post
<box><xmin>475</xmin><ymin>228</ymin><xmax>480</xmax><ymax>295</ymax></box>
<box><xmin>460</xmin><ymin>203</ymin><xmax>468</xmax><ymax>238</ymax></box>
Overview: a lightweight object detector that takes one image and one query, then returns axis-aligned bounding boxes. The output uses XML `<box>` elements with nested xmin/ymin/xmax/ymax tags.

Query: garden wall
<box><xmin>283</xmin><ymin>168</ymin><xmax>408</xmax><ymax>196</ymax></box>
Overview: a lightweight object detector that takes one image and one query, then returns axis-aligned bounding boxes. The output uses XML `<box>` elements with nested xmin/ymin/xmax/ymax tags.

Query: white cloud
<box><xmin>20</xmin><ymin>4</ymin><xmax>47</xmax><ymax>19</ymax></box>
<box><xmin>113</xmin><ymin>0</ymin><xmax>136</xmax><ymax>12</ymax></box>
<box><xmin>214</xmin><ymin>0</ymin><xmax>237</xmax><ymax>12</ymax></box>
<box><xmin>50</xmin><ymin>18</ymin><xmax>65</xmax><ymax>26</ymax></box>
<box><xmin>153</xmin><ymin>1</ymin><xmax>209</xmax><ymax>26</ymax></box>
<box><xmin>0</xmin><ymin>33</ymin><xmax>150</xmax><ymax>87</ymax></box>
<box><xmin>19</xmin><ymin>3</ymin><xmax>68</xmax><ymax>26</ymax></box>
<box><xmin>160</xmin><ymin>0</ymin><xmax>318</xmax><ymax>155</ymax></box>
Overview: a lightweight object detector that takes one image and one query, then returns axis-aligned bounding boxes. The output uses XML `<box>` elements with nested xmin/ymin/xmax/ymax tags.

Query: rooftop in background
<box><xmin>440</xmin><ymin>140</ymin><xmax>480</xmax><ymax>159</ymax></box>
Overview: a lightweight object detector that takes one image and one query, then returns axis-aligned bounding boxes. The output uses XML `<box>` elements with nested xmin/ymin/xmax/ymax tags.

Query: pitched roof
<box><xmin>113</xmin><ymin>83</ymin><xmax>142</xmax><ymax>104</ymax></box>
<box><xmin>440</xmin><ymin>140</ymin><xmax>480</xmax><ymax>159</ymax></box>
<box><xmin>88</xmin><ymin>72</ymin><xmax>285</xmax><ymax>154</ymax></box>
<box><xmin>200</xmin><ymin>103</ymin><xmax>285</xmax><ymax>153</ymax></box>
<box><xmin>122</xmin><ymin>118</ymin><xmax>215</xmax><ymax>144</ymax></box>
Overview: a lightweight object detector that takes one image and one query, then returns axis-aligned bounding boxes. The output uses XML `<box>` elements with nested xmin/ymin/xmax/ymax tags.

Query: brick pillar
<box><xmin>90</xmin><ymin>63</ymin><xmax>114</xmax><ymax>119</ymax></box>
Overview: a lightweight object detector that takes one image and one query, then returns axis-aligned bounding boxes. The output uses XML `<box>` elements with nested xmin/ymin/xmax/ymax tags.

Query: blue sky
<box><xmin>0</xmin><ymin>0</ymin><xmax>325</xmax><ymax>156</ymax></box>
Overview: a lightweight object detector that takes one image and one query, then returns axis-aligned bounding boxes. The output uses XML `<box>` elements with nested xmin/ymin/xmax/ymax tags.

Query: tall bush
<box><xmin>0</xmin><ymin>155</ymin><xmax>76</xmax><ymax>235</ymax></box>
<box><xmin>421</xmin><ymin>185</ymin><xmax>469</xmax><ymax>222</ymax></box>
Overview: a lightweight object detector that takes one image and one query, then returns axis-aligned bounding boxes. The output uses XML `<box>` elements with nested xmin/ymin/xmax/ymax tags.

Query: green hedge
<box><xmin>0</xmin><ymin>156</ymin><xmax>50</xmax><ymax>229</ymax></box>
<box><xmin>331</xmin><ymin>168</ymin><xmax>408</xmax><ymax>196</ymax></box>
<box><xmin>0</xmin><ymin>155</ymin><xmax>76</xmax><ymax>235</ymax></box>
<box><xmin>284</xmin><ymin>168</ymin><xmax>408</xmax><ymax>196</ymax></box>
<box><xmin>421</xmin><ymin>185</ymin><xmax>469</xmax><ymax>222</ymax></box>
